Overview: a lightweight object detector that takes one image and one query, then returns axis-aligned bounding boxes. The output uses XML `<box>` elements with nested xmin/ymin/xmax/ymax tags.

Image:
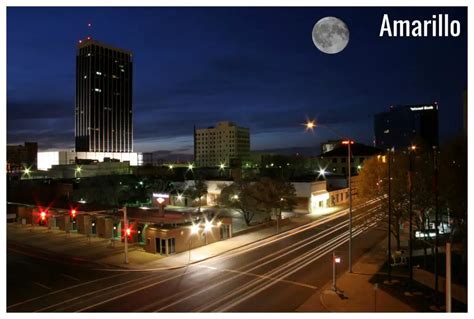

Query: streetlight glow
<box><xmin>204</xmin><ymin>221</ymin><xmax>212</xmax><ymax>232</ymax></box>
<box><xmin>191</xmin><ymin>224</ymin><xmax>199</xmax><ymax>234</ymax></box>
<box><xmin>317</xmin><ymin>167</ymin><xmax>327</xmax><ymax>178</ymax></box>
<box><xmin>188</xmin><ymin>163</ymin><xmax>194</xmax><ymax>170</ymax></box>
<box><xmin>305</xmin><ymin>120</ymin><xmax>316</xmax><ymax>131</ymax></box>
<box><xmin>219</xmin><ymin>163</ymin><xmax>225</xmax><ymax>170</ymax></box>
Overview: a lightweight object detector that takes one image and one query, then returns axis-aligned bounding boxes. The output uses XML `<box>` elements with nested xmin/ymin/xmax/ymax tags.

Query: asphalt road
<box><xmin>8</xmin><ymin>199</ymin><xmax>386</xmax><ymax>312</ymax></box>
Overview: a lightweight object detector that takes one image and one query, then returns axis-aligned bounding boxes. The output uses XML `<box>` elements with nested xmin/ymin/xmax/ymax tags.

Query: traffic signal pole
<box><xmin>124</xmin><ymin>206</ymin><xmax>129</xmax><ymax>264</ymax></box>
<box><xmin>348</xmin><ymin>141</ymin><xmax>353</xmax><ymax>273</ymax></box>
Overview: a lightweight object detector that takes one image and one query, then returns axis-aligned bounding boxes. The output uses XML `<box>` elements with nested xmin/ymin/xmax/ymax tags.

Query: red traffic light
<box><xmin>70</xmin><ymin>209</ymin><xmax>76</xmax><ymax>217</ymax></box>
<box><xmin>40</xmin><ymin>211</ymin><xmax>46</xmax><ymax>220</ymax></box>
<box><xmin>126</xmin><ymin>228</ymin><xmax>131</xmax><ymax>236</ymax></box>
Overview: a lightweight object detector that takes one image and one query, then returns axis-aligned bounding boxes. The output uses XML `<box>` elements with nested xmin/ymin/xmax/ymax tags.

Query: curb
<box><xmin>97</xmin><ymin>219</ymin><xmax>314</xmax><ymax>271</ymax></box>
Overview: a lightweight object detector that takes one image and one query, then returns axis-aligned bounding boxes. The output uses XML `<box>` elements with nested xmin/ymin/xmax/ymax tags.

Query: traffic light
<box><xmin>39</xmin><ymin>211</ymin><xmax>47</xmax><ymax>226</ymax></box>
<box><xmin>70</xmin><ymin>209</ymin><xmax>76</xmax><ymax>218</ymax></box>
<box><xmin>126</xmin><ymin>228</ymin><xmax>131</xmax><ymax>236</ymax></box>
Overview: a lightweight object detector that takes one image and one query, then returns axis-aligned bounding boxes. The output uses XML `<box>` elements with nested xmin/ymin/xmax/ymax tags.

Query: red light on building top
<box><xmin>78</xmin><ymin>40</ymin><xmax>82</xmax><ymax>44</ymax></box>
<box><xmin>341</xmin><ymin>140</ymin><xmax>355</xmax><ymax>145</ymax></box>
<box><xmin>87</xmin><ymin>36</ymin><xmax>91</xmax><ymax>40</ymax></box>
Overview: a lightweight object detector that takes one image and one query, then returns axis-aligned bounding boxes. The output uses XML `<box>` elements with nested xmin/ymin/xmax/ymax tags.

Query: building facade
<box><xmin>374</xmin><ymin>103</ymin><xmax>439</xmax><ymax>151</ymax></box>
<box><xmin>319</xmin><ymin>143</ymin><xmax>382</xmax><ymax>176</ymax></box>
<box><xmin>7</xmin><ymin>142</ymin><xmax>38</xmax><ymax>173</ymax></box>
<box><xmin>194</xmin><ymin>121</ymin><xmax>250</xmax><ymax>168</ymax></box>
<box><xmin>37</xmin><ymin>150</ymin><xmax>142</xmax><ymax>171</ymax></box>
<box><xmin>75</xmin><ymin>39</ymin><xmax>133</xmax><ymax>153</ymax></box>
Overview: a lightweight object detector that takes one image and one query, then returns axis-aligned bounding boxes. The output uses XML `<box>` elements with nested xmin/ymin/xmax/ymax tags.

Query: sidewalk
<box><xmin>98</xmin><ymin>214</ymin><xmax>318</xmax><ymax>269</ymax></box>
<box><xmin>297</xmin><ymin>238</ymin><xmax>415</xmax><ymax>312</ymax></box>
<box><xmin>7</xmin><ymin>210</ymin><xmax>336</xmax><ymax>270</ymax></box>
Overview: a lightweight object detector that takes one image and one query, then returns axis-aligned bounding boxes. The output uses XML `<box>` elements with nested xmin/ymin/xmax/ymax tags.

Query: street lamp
<box><xmin>22</xmin><ymin>166</ymin><xmax>32</xmax><ymax>179</ymax></box>
<box><xmin>332</xmin><ymin>252</ymin><xmax>341</xmax><ymax>291</ymax></box>
<box><xmin>317</xmin><ymin>166</ymin><xmax>327</xmax><ymax>179</ymax></box>
<box><xmin>189</xmin><ymin>223</ymin><xmax>199</xmax><ymax>263</ymax></box>
<box><xmin>204</xmin><ymin>221</ymin><xmax>212</xmax><ymax>244</ymax></box>
<box><xmin>75</xmin><ymin>165</ymin><xmax>82</xmax><ymax>178</ymax></box>
<box><xmin>408</xmin><ymin>145</ymin><xmax>416</xmax><ymax>287</ymax></box>
<box><xmin>305</xmin><ymin>119</ymin><xmax>354</xmax><ymax>273</ymax></box>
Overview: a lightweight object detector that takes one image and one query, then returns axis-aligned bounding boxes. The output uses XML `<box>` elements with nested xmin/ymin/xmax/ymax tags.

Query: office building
<box><xmin>194</xmin><ymin>121</ymin><xmax>250</xmax><ymax>167</ymax></box>
<box><xmin>75</xmin><ymin>38</ymin><xmax>133</xmax><ymax>153</ymax></box>
<box><xmin>374</xmin><ymin>103</ymin><xmax>439</xmax><ymax>150</ymax></box>
<box><xmin>319</xmin><ymin>143</ymin><xmax>382</xmax><ymax>176</ymax></box>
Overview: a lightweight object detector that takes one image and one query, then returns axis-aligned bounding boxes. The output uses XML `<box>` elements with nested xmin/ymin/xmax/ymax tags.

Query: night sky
<box><xmin>7</xmin><ymin>7</ymin><xmax>467</xmax><ymax>157</ymax></box>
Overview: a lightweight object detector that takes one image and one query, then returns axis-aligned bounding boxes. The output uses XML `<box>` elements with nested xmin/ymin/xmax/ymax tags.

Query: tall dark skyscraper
<box><xmin>75</xmin><ymin>39</ymin><xmax>133</xmax><ymax>153</ymax></box>
<box><xmin>374</xmin><ymin>103</ymin><xmax>439</xmax><ymax>151</ymax></box>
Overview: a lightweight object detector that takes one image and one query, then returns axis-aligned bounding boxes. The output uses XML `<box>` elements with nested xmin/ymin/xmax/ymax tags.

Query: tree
<box><xmin>184</xmin><ymin>178</ymin><xmax>208</xmax><ymax>213</ymax></box>
<box><xmin>72</xmin><ymin>175</ymin><xmax>137</xmax><ymax>208</ymax></box>
<box><xmin>439</xmin><ymin>134</ymin><xmax>467</xmax><ymax>257</ymax></box>
<box><xmin>249</xmin><ymin>177</ymin><xmax>297</xmax><ymax>231</ymax></box>
<box><xmin>219</xmin><ymin>181</ymin><xmax>259</xmax><ymax>226</ymax></box>
<box><xmin>357</xmin><ymin>153</ymin><xmax>410</xmax><ymax>249</ymax></box>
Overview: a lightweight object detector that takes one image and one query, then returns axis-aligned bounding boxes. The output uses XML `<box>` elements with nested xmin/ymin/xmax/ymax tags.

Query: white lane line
<box><xmin>151</xmin><ymin>209</ymin><xmax>383</xmax><ymax>312</ymax></box>
<box><xmin>76</xmin><ymin>270</ymin><xmax>193</xmax><ymax>312</ymax></box>
<box><xmin>197</xmin><ymin>265</ymin><xmax>318</xmax><ymax>290</ymax></box>
<box><xmin>35</xmin><ymin>271</ymin><xmax>171</xmax><ymax>312</ymax></box>
<box><xmin>7</xmin><ymin>272</ymin><xmax>126</xmax><ymax>310</ymax></box>
<box><xmin>60</xmin><ymin>273</ymin><xmax>80</xmax><ymax>281</ymax></box>
<box><xmin>33</xmin><ymin>282</ymin><xmax>52</xmax><ymax>291</ymax></box>
<box><xmin>215</xmin><ymin>216</ymin><xmax>384</xmax><ymax>311</ymax></box>
<box><xmin>194</xmin><ymin>212</ymin><xmax>385</xmax><ymax>312</ymax></box>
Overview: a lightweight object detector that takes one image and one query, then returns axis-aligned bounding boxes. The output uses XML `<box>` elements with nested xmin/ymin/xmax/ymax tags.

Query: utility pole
<box><xmin>387</xmin><ymin>150</ymin><xmax>392</xmax><ymax>282</ymax></box>
<box><xmin>123</xmin><ymin>206</ymin><xmax>129</xmax><ymax>264</ymax></box>
<box><xmin>433</xmin><ymin>146</ymin><xmax>439</xmax><ymax>306</ymax></box>
<box><xmin>348</xmin><ymin>141</ymin><xmax>353</xmax><ymax>273</ymax></box>
<box><xmin>446</xmin><ymin>241</ymin><xmax>452</xmax><ymax>312</ymax></box>
<box><xmin>409</xmin><ymin>146</ymin><xmax>415</xmax><ymax>287</ymax></box>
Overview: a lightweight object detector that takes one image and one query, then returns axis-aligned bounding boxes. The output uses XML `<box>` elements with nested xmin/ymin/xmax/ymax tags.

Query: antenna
<box><xmin>79</xmin><ymin>21</ymin><xmax>93</xmax><ymax>43</ymax></box>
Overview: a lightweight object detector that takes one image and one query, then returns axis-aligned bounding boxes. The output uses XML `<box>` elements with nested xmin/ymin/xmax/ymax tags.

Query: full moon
<box><xmin>312</xmin><ymin>17</ymin><xmax>350</xmax><ymax>54</ymax></box>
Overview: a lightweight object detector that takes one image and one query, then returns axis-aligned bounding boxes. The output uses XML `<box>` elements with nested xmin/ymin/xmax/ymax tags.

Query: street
<box><xmin>8</xmin><ymin>199</ymin><xmax>386</xmax><ymax>312</ymax></box>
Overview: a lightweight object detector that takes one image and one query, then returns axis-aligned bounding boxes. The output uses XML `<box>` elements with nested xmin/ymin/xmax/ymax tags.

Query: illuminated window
<box><xmin>94</xmin><ymin>88</ymin><xmax>102</xmax><ymax>92</ymax></box>
<box><xmin>83</xmin><ymin>75</ymin><xmax>87</xmax><ymax>79</ymax></box>
<box><xmin>96</xmin><ymin>71</ymin><xmax>102</xmax><ymax>75</ymax></box>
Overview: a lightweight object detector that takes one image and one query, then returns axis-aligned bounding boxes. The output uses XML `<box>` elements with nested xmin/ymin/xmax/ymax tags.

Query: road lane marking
<box><xmin>197</xmin><ymin>265</ymin><xmax>317</xmax><ymax>289</ymax></box>
<box><xmin>214</xmin><ymin>216</ymin><xmax>384</xmax><ymax>312</ymax></box>
<box><xmin>149</xmin><ymin>208</ymin><xmax>384</xmax><ymax>312</ymax></box>
<box><xmin>35</xmin><ymin>271</ymin><xmax>172</xmax><ymax>312</ymax></box>
<box><xmin>60</xmin><ymin>273</ymin><xmax>80</xmax><ymax>281</ymax></box>
<box><xmin>7</xmin><ymin>272</ymin><xmax>127</xmax><ymax>310</ymax></box>
<box><xmin>33</xmin><ymin>282</ymin><xmax>52</xmax><ymax>291</ymax></box>
<box><xmin>75</xmin><ymin>271</ymin><xmax>194</xmax><ymax>312</ymax></box>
